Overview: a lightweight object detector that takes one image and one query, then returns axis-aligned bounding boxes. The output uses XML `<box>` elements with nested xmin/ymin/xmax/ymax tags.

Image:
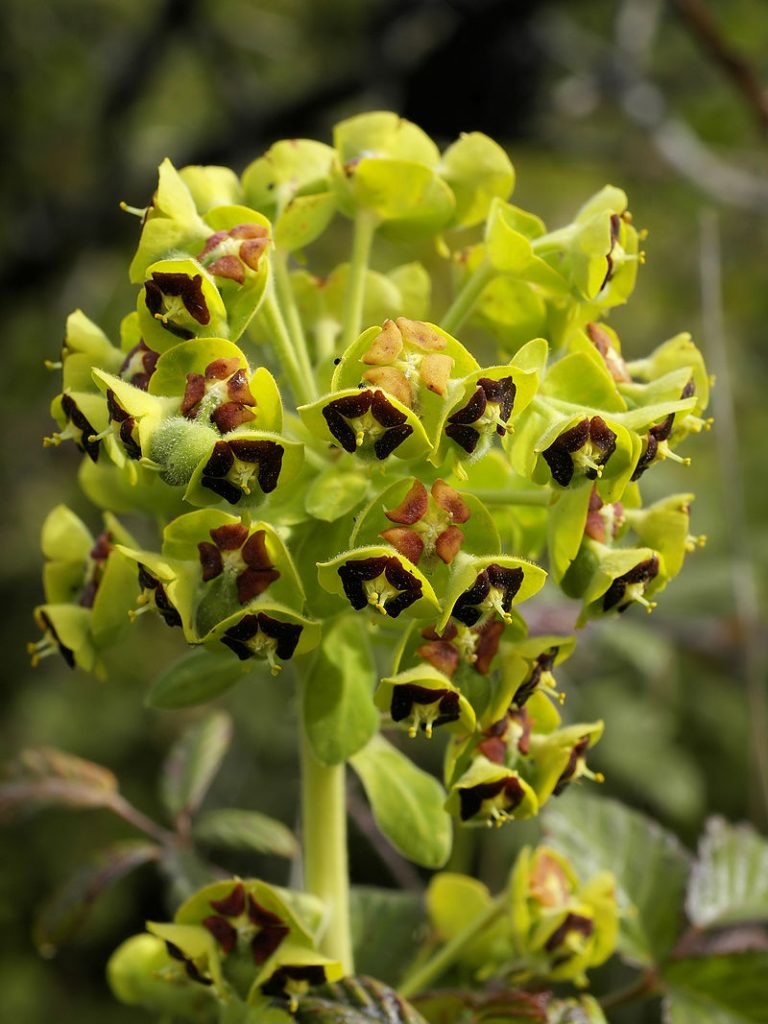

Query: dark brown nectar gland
<box><xmin>359</xmin><ymin>317</ymin><xmax>455</xmax><ymax>407</ymax></box>
<box><xmin>106</xmin><ymin>390</ymin><xmax>142</xmax><ymax>460</ymax></box>
<box><xmin>28</xmin><ymin>610</ymin><xmax>76</xmax><ymax>669</ymax></box>
<box><xmin>132</xmin><ymin>565</ymin><xmax>182</xmax><ymax>628</ymax></box>
<box><xmin>601</xmin><ymin>555</ymin><xmax>659</xmax><ymax>613</ymax></box>
<box><xmin>459</xmin><ymin>774</ymin><xmax>526</xmax><ymax>826</ymax></box>
<box><xmin>512</xmin><ymin>648</ymin><xmax>563</xmax><ymax>706</ymax></box>
<box><xmin>197</xmin><ymin>523</ymin><xmax>280</xmax><ymax>604</ymax></box>
<box><xmin>143</xmin><ymin>271</ymin><xmax>210</xmax><ymax>340</ymax></box>
<box><xmin>445</xmin><ymin>376</ymin><xmax>516</xmax><ymax>454</ymax></box>
<box><xmin>180</xmin><ymin>357</ymin><xmax>258</xmax><ymax>433</ymax></box>
<box><xmin>44</xmin><ymin>394</ymin><xmax>101</xmax><ymax>461</ymax></box>
<box><xmin>120</xmin><ymin>340</ymin><xmax>159</xmax><ymax>390</ymax></box>
<box><xmin>389</xmin><ymin>683</ymin><xmax>461</xmax><ymax>738</ymax></box>
<box><xmin>451</xmin><ymin>564</ymin><xmax>524</xmax><ymax>627</ymax></box>
<box><xmin>201</xmin><ymin>438</ymin><xmax>284</xmax><ymax>504</ymax></box>
<box><xmin>381</xmin><ymin>479</ymin><xmax>470</xmax><ymax>566</ymax></box>
<box><xmin>418</xmin><ymin>618</ymin><xmax>504</xmax><ymax>677</ymax></box>
<box><xmin>220</xmin><ymin>611</ymin><xmax>302</xmax><ymax>674</ymax></box>
<box><xmin>322</xmin><ymin>389</ymin><xmax>413</xmax><ymax>459</ymax></box>
<box><xmin>200</xmin><ymin>882</ymin><xmax>290</xmax><ymax>965</ymax></box>
<box><xmin>197</xmin><ymin>223</ymin><xmax>270</xmax><ymax>285</ymax></box>
<box><xmin>542</xmin><ymin>416</ymin><xmax>617</xmax><ymax>487</ymax></box>
<box><xmin>77</xmin><ymin>531</ymin><xmax>114</xmax><ymax>609</ymax></box>
<box><xmin>337</xmin><ymin>555</ymin><xmax>423</xmax><ymax>618</ymax></box>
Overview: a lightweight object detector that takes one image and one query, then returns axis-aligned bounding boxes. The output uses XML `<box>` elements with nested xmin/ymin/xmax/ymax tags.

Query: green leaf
<box><xmin>160</xmin><ymin>711</ymin><xmax>232</xmax><ymax>820</ymax></box>
<box><xmin>34</xmin><ymin>840</ymin><xmax>160</xmax><ymax>955</ymax></box>
<box><xmin>440</xmin><ymin>132</ymin><xmax>515</xmax><ymax>229</ymax></box>
<box><xmin>294</xmin><ymin>975</ymin><xmax>429</xmax><ymax>1024</ymax></box>
<box><xmin>0</xmin><ymin>747</ymin><xmax>118</xmax><ymax>820</ymax></box>
<box><xmin>663</xmin><ymin>953</ymin><xmax>768</xmax><ymax>1023</ymax></box>
<box><xmin>350</xmin><ymin>887</ymin><xmax>425</xmax><ymax>986</ymax></box>
<box><xmin>350</xmin><ymin>735</ymin><xmax>452</xmax><ymax>869</ymax></box>
<box><xmin>543</xmin><ymin>789</ymin><xmax>690</xmax><ymax>966</ymax></box>
<box><xmin>303</xmin><ymin>615</ymin><xmax>379</xmax><ymax>765</ymax></box>
<box><xmin>687</xmin><ymin>817</ymin><xmax>768</xmax><ymax>929</ymax></box>
<box><xmin>145</xmin><ymin>649</ymin><xmax>245</xmax><ymax>709</ymax></box>
<box><xmin>305</xmin><ymin>470</ymin><xmax>370</xmax><ymax>522</ymax></box>
<box><xmin>414</xmin><ymin>989</ymin><xmax>549</xmax><ymax>1024</ymax></box>
<box><xmin>192</xmin><ymin>808</ymin><xmax>297</xmax><ymax>859</ymax></box>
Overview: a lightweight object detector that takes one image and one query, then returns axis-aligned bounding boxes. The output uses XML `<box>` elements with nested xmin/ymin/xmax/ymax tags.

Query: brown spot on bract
<box><xmin>212</xmin><ymin>402</ymin><xmax>257</xmax><ymax>432</ymax></box>
<box><xmin>210</xmin><ymin>882</ymin><xmax>246</xmax><ymax>917</ymax></box>
<box><xmin>198</xmin><ymin>541</ymin><xmax>224</xmax><ymax>581</ymax></box>
<box><xmin>239</xmin><ymin>237</ymin><xmax>269</xmax><ymax>270</ymax></box>
<box><xmin>431</xmin><ymin>480</ymin><xmax>470</xmax><ymax>523</ymax></box>
<box><xmin>362</xmin><ymin>319</ymin><xmax>403</xmax><ymax>364</ymax></box>
<box><xmin>385</xmin><ymin>480</ymin><xmax>428</xmax><ymax>525</ymax></box>
<box><xmin>181</xmin><ymin>373</ymin><xmax>206</xmax><ymax>417</ymax></box>
<box><xmin>417</xmin><ymin>639</ymin><xmax>459</xmax><ymax>677</ymax></box>
<box><xmin>208</xmin><ymin>255</ymin><xmax>245</xmax><ymax>284</ymax></box>
<box><xmin>381</xmin><ymin>527</ymin><xmax>424</xmax><ymax>564</ymax></box>
<box><xmin>420</xmin><ymin>353</ymin><xmax>454</xmax><ymax>395</ymax></box>
<box><xmin>206</xmin><ymin>357</ymin><xmax>242</xmax><ymax>381</ymax></box>
<box><xmin>210</xmin><ymin>523</ymin><xmax>249</xmax><ymax>550</ymax></box>
<box><xmin>396</xmin><ymin>316</ymin><xmax>445</xmax><ymax>351</ymax></box>
<box><xmin>435</xmin><ymin>525</ymin><xmax>464</xmax><ymax>565</ymax></box>
<box><xmin>362</xmin><ymin>366</ymin><xmax>412</xmax><ymax>407</ymax></box>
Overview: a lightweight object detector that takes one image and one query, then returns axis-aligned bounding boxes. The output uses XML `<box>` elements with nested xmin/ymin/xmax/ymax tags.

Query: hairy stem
<box><xmin>399</xmin><ymin>894</ymin><xmax>506</xmax><ymax>998</ymax></box>
<box><xmin>261</xmin><ymin>283</ymin><xmax>313</xmax><ymax>406</ymax></box>
<box><xmin>340</xmin><ymin>210</ymin><xmax>377</xmax><ymax>350</ymax></box>
<box><xmin>440</xmin><ymin>259</ymin><xmax>497</xmax><ymax>336</ymax></box>
<box><xmin>273</xmin><ymin>249</ymin><xmax>317</xmax><ymax>396</ymax></box>
<box><xmin>300</xmin><ymin>714</ymin><xmax>354</xmax><ymax>973</ymax></box>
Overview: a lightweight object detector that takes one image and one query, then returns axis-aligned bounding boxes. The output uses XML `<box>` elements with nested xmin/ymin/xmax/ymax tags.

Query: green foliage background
<box><xmin>1</xmin><ymin>1</ymin><xmax>766</xmax><ymax>1021</ymax></box>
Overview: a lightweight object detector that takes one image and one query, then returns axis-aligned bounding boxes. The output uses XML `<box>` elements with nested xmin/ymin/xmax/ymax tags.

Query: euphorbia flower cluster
<box><xmin>33</xmin><ymin>112</ymin><xmax>711</xmax><ymax>1018</ymax></box>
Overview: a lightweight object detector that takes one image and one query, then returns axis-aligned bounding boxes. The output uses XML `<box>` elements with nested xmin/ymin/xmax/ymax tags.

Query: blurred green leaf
<box><xmin>663</xmin><ymin>953</ymin><xmax>768</xmax><ymax>1023</ymax></box>
<box><xmin>350</xmin><ymin>886</ymin><xmax>425</xmax><ymax>986</ymax></box>
<box><xmin>160</xmin><ymin>711</ymin><xmax>232</xmax><ymax>820</ymax></box>
<box><xmin>350</xmin><ymin>735</ymin><xmax>452</xmax><ymax>869</ymax></box>
<box><xmin>687</xmin><ymin>817</ymin><xmax>768</xmax><ymax>929</ymax></box>
<box><xmin>303</xmin><ymin>615</ymin><xmax>379</xmax><ymax>765</ymax></box>
<box><xmin>543</xmin><ymin>789</ymin><xmax>691</xmax><ymax>965</ymax></box>
<box><xmin>34</xmin><ymin>840</ymin><xmax>159</xmax><ymax>955</ymax></box>
<box><xmin>304</xmin><ymin>470</ymin><xmax>370</xmax><ymax>522</ymax></box>
<box><xmin>0</xmin><ymin>747</ymin><xmax>119</xmax><ymax>820</ymax></box>
<box><xmin>192</xmin><ymin>808</ymin><xmax>297</xmax><ymax>859</ymax></box>
<box><xmin>145</xmin><ymin>649</ymin><xmax>244</xmax><ymax>710</ymax></box>
<box><xmin>295</xmin><ymin>975</ymin><xmax>428</xmax><ymax>1023</ymax></box>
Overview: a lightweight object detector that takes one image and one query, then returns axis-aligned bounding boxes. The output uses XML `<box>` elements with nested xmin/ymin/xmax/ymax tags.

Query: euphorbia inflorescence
<box><xmin>34</xmin><ymin>111</ymin><xmax>711</xmax><ymax>1016</ymax></box>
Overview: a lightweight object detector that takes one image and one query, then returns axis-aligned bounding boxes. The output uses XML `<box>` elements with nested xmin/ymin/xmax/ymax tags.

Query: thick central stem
<box><xmin>300</xmin><ymin>723</ymin><xmax>354</xmax><ymax>974</ymax></box>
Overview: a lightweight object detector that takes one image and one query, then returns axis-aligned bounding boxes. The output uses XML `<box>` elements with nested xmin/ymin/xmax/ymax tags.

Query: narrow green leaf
<box><xmin>350</xmin><ymin>735</ymin><xmax>452</xmax><ymax>869</ymax></box>
<box><xmin>303</xmin><ymin>615</ymin><xmax>379</xmax><ymax>765</ymax></box>
<box><xmin>192</xmin><ymin>808</ymin><xmax>297</xmax><ymax>859</ymax></box>
<box><xmin>543</xmin><ymin>789</ymin><xmax>691</xmax><ymax>966</ymax></box>
<box><xmin>145</xmin><ymin>649</ymin><xmax>245</xmax><ymax>709</ymax></box>
<box><xmin>160</xmin><ymin>711</ymin><xmax>232</xmax><ymax>820</ymax></box>
<box><xmin>663</xmin><ymin>953</ymin><xmax>768</xmax><ymax>1024</ymax></box>
<box><xmin>294</xmin><ymin>975</ymin><xmax>429</xmax><ymax>1023</ymax></box>
<box><xmin>687</xmin><ymin>817</ymin><xmax>768</xmax><ymax>929</ymax></box>
<box><xmin>350</xmin><ymin>886</ymin><xmax>426</xmax><ymax>986</ymax></box>
<box><xmin>34</xmin><ymin>840</ymin><xmax>160</xmax><ymax>955</ymax></box>
<box><xmin>0</xmin><ymin>747</ymin><xmax>119</xmax><ymax>820</ymax></box>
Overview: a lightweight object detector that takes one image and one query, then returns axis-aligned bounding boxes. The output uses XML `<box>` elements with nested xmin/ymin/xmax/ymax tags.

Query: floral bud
<box><xmin>108</xmin><ymin>933</ymin><xmax>217</xmax><ymax>1018</ymax></box>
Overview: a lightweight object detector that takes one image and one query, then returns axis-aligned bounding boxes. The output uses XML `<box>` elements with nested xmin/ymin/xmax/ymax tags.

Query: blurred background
<box><xmin>1</xmin><ymin>0</ymin><xmax>766</xmax><ymax>1021</ymax></box>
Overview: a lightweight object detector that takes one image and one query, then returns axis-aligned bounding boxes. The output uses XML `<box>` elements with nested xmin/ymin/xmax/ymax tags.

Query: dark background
<box><xmin>1</xmin><ymin>1</ymin><xmax>767</xmax><ymax>1021</ymax></box>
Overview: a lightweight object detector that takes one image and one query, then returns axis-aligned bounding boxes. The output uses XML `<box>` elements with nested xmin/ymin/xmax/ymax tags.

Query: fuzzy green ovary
<box><xmin>147</xmin><ymin>418</ymin><xmax>218</xmax><ymax>485</ymax></box>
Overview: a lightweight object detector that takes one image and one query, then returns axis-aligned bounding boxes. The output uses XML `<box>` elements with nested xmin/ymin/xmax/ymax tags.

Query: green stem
<box><xmin>440</xmin><ymin>259</ymin><xmax>497</xmax><ymax>336</ymax></box>
<box><xmin>273</xmin><ymin>249</ymin><xmax>317</xmax><ymax>397</ymax></box>
<box><xmin>470</xmin><ymin>488</ymin><xmax>550</xmax><ymax>507</ymax></box>
<box><xmin>340</xmin><ymin>210</ymin><xmax>377</xmax><ymax>350</ymax></box>
<box><xmin>599</xmin><ymin>971</ymin><xmax>659</xmax><ymax>1012</ymax></box>
<box><xmin>300</xmin><ymin>714</ymin><xmax>354</xmax><ymax>974</ymax></box>
<box><xmin>399</xmin><ymin>894</ymin><xmax>506</xmax><ymax>998</ymax></box>
<box><xmin>316</xmin><ymin>317</ymin><xmax>341</xmax><ymax>365</ymax></box>
<box><xmin>261</xmin><ymin>283</ymin><xmax>313</xmax><ymax>406</ymax></box>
